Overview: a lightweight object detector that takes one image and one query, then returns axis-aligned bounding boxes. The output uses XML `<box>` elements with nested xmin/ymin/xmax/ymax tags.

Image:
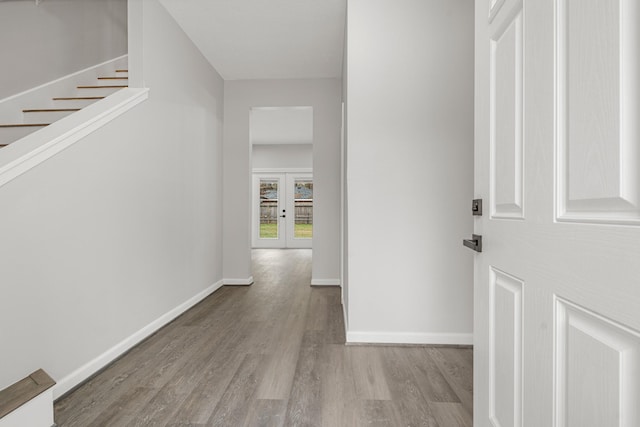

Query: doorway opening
<box><xmin>250</xmin><ymin>106</ymin><xmax>313</xmax><ymax>249</ymax></box>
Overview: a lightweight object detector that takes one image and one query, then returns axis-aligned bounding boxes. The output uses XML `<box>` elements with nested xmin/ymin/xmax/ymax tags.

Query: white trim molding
<box><xmin>311</xmin><ymin>278</ymin><xmax>341</xmax><ymax>286</ymax></box>
<box><xmin>223</xmin><ymin>277</ymin><xmax>255</xmax><ymax>286</ymax></box>
<box><xmin>53</xmin><ymin>280</ymin><xmax>223</xmax><ymax>399</ymax></box>
<box><xmin>346</xmin><ymin>331</ymin><xmax>473</xmax><ymax>346</ymax></box>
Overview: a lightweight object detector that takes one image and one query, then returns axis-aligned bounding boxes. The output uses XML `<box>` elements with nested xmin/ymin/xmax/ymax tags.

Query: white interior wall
<box><xmin>345</xmin><ymin>0</ymin><xmax>474</xmax><ymax>343</ymax></box>
<box><xmin>250</xmin><ymin>107</ymin><xmax>313</xmax><ymax>145</ymax></box>
<box><xmin>223</xmin><ymin>79</ymin><xmax>342</xmax><ymax>284</ymax></box>
<box><xmin>0</xmin><ymin>0</ymin><xmax>224</xmax><ymax>395</ymax></box>
<box><xmin>0</xmin><ymin>0</ymin><xmax>128</xmax><ymax>100</ymax></box>
<box><xmin>252</xmin><ymin>144</ymin><xmax>312</xmax><ymax>169</ymax></box>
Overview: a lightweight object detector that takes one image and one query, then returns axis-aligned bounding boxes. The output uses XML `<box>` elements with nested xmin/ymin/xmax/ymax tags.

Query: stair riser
<box><xmin>51</xmin><ymin>98</ymin><xmax>103</xmax><ymax>109</ymax></box>
<box><xmin>23</xmin><ymin>110</ymin><xmax>77</xmax><ymax>124</ymax></box>
<box><xmin>76</xmin><ymin>87</ymin><xmax>126</xmax><ymax>97</ymax></box>
<box><xmin>97</xmin><ymin>78</ymin><xmax>129</xmax><ymax>84</ymax></box>
<box><xmin>0</xmin><ymin>126</ymin><xmax>45</xmax><ymax>145</ymax></box>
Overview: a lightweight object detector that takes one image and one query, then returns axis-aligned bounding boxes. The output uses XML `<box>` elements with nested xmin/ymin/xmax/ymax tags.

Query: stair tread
<box><xmin>0</xmin><ymin>123</ymin><xmax>49</xmax><ymax>128</ymax></box>
<box><xmin>53</xmin><ymin>96</ymin><xmax>105</xmax><ymax>100</ymax></box>
<box><xmin>98</xmin><ymin>77</ymin><xmax>128</xmax><ymax>80</ymax></box>
<box><xmin>23</xmin><ymin>108</ymin><xmax>81</xmax><ymax>113</ymax></box>
<box><xmin>115</xmin><ymin>69</ymin><xmax>128</xmax><ymax>73</ymax></box>
<box><xmin>0</xmin><ymin>369</ymin><xmax>56</xmax><ymax>419</ymax></box>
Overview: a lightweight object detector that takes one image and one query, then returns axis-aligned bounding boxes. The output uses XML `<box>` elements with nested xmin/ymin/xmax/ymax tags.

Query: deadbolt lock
<box><xmin>472</xmin><ymin>199</ymin><xmax>482</xmax><ymax>216</ymax></box>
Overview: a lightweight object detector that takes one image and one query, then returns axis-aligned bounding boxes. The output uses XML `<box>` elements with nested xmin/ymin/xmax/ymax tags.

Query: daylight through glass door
<box><xmin>294</xmin><ymin>179</ymin><xmax>313</xmax><ymax>239</ymax></box>
<box><xmin>259</xmin><ymin>179</ymin><xmax>280</xmax><ymax>239</ymax></box>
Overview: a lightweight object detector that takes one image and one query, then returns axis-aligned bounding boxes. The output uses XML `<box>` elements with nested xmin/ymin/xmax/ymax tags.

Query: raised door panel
<box><xmin>490</xmin><ymin>6</ymin><xmax>524</xmax><ymax>219</ymax></box>
<box><xmin>555</xmin><ymin>298</ymin><xmax>640</xmax><ymax>427</ymax></box>
<box><xmin>556</xmin><ymin>0</ymin><xmax>640</xmax><ymax>224</ymax></box>
<box><xmin>489</xmin><ymin>268</ymin><xmax>523</xmax><ymax>427</ymax></box>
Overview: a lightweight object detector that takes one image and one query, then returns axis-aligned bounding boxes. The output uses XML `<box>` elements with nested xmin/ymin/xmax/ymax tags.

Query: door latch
<box><xmin>463</xmin><ymin>234</ymin><xmax>482</xmax><ymax>252</ymax></box>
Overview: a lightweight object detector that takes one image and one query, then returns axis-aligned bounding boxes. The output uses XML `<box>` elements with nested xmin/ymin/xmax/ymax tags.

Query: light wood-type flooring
<box><xmin>54</xmin><ymin>249</ymin><xmax>473</xmax><ymax>426</ymax></box>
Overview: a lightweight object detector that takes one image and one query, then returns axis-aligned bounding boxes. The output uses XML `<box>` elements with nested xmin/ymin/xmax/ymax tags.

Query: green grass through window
<box><xmin>260</xmin><ymin>223</ymin><xmax>312</xmax><ymax>239</ymax></box>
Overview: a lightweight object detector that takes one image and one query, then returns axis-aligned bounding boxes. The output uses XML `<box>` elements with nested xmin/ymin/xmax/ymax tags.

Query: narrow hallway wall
<box><xmin>345</xmin><ymin>0</ymin><xmax>474</xmax><ymax>343</ymax></box>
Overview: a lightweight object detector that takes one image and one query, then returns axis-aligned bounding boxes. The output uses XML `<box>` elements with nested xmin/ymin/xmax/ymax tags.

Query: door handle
<box><xmin>280</xmin><ymin>215</ymin><xmax>286</xmax><ymax>218</ymax></box>
<box><xmin>463</xmin><ymin>234</ymin><xmax>482</xmax><ymax>252</ymax></box>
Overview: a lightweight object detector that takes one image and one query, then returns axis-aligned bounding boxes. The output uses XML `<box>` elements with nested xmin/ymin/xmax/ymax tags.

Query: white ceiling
<box><xmin>250</xmin><ymin>107</ymin><xmax>313</xmax><ymax>145</ymax></box>
<box><xmin>158</xmin><ymin>0</ymin><xmax>347</xmax><ymax>80</ymax></box>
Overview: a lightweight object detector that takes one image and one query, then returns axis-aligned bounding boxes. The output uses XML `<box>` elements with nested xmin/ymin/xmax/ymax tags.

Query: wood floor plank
<box><xmin>255</xmin><ymin>282</ymin><xmax>310</xmax><ymax>400</ymax></box>
<box><xmin>431</xmin><ymin>402</ymin><xmax>473</xmax><ymax>427</ymax></box>
<box><xmin>207</xmin><ymin>353</ymin><xmax>266</xmax><ymax>426</ymax></box>
<box><xmin>381</xmin><ymin>347</ymin><xmax>439</xmax><ymax>427</ymax></box>
<box><xmin>320</xmin><ymin>345</ymin><xmax>359</xmax><ymax>427</ymax></box>
<box><xmin>360</xmin><ymin>400</ymin><xmax>403</xmax><ymax>427</ymax></box>
<box><xmin>283</xmin><ymin>330</ymin><xmax>324</xmax><ymax>426</ymax></box>
<box><xmin>325</xmin><ymin>291</ymin><xmax>346</xmax><ymax>344</ymax></box>
<box><xmin>427</xmin><ymin>347</ymin><xmax>474</xmax><ymax>415</ymax></box>
<box><xmin>348</xmin><ymin>346</ymin><xmax>392</xmax><ymax>400</ymax></box>
<box><xmin>305</xmin><ymin>290</ymin><xmax>329</xmax><ymax>331</ymax></box>
<box><xmin>405</xmin><ymin>347</ymin><xmax>462</xmax><ymax>403</ymax></box>
<box><xmin>126</xmin><ymin>386</ymin><xmax>187</xmax><ymax>427</ymax></box>
<box><xmin>83</xmin><ymin>387</ymin><xmax>154</xmax><ymax>427</ymax></box>
<box><xmin>243</xmin><ymin>399</ymin><xmax>287</xmax><ymax>427</ymax></box>
<box><xmin>164</xmin><ymin>351</ymin><xmax>243</xmax><ymax>425</ymax></box>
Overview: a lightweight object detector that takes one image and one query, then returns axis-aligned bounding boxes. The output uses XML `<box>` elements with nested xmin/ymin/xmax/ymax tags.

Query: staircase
<box><xmin>0</xmin><ymin>69</ymin><xmax>128</xmax><ymax>149</ymax></box>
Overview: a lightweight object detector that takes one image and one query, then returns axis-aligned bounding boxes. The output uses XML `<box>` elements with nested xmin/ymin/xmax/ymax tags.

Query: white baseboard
<box><xmin>223</xmin><ymin>276</ymin><xmax>254</xmax><ymax>286</ymax></box>
<box><xmin>346</xmin><ymin>331</ymin><xmax>473</xmax><ymax>346</ymax></box>
<box><xmin>311</xmin><ymin>278</ymin><xmax>341</xmax><ymax>286</ymax></box>
<box><xmin>53</xmin><ymin>280</ymin><xmax>224</xmax><ymax>399</ymax></box>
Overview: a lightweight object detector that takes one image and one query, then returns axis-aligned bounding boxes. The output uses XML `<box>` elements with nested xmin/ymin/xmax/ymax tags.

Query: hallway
<box><xmin>54</xmin><ymin>249</ymin><xmax>472</xmax><ymax>426</ymax></box>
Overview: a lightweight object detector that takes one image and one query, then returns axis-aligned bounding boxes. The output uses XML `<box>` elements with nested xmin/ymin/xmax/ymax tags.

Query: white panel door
<box><xmin>475</xmin><ymin>1</ymin><xmax>640</xmax><ymax>427</ymax></box>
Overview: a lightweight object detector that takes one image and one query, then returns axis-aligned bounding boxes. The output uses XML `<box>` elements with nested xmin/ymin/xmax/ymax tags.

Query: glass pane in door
<box><xmin>259</xmin><ymin>179</ymin><xmax>279</xmax><ymax>238</ymax></box>
<box><xmin>294</xmin><ymin>179</ymin><xmax>313</xmax><ymax>238</ymax></box>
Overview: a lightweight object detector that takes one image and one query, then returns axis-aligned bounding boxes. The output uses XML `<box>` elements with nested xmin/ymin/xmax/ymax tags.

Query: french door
<box><xmin>474</xmin><ymin>1</ymin><xmax>640</xmax><ymax>426</ymax></box>
<box><xmin>252</xmin><ymin>173</ymin><xmax>313</xmax><ymax>249</ymax></box>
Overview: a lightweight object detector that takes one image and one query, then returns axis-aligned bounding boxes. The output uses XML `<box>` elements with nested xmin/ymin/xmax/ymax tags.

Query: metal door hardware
<box><xmin>463</xmin><ymin>234</ymin><xmax>482</xmax><ymax>252</ymax></box>
<box><xmin>472</xmin><ymin>199</ymin><xmax>483</xmax><ymax>216</ymax></box>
